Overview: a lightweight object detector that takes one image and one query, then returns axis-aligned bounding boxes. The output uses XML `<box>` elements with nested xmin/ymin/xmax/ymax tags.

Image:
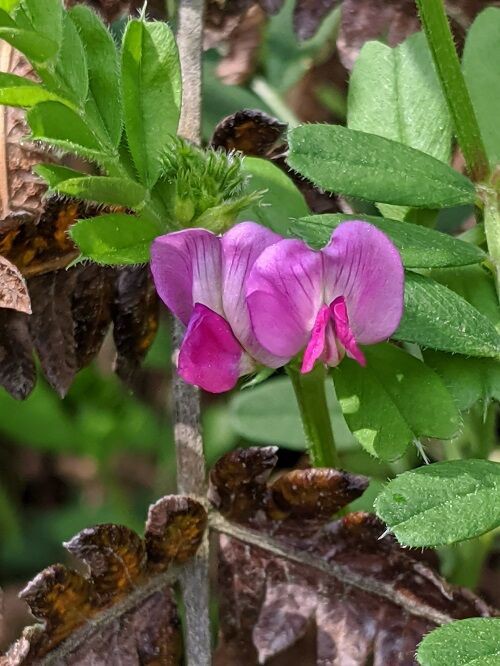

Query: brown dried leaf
<box><xmin>293</xmin><ymin>0</ymin><xmax>340</xmax><ymax>41</ymax></box>
<box><xmin>3</xmin><ymin>496</ymin><xmax>207</xmax><ymax>664</ymax></box>
<box><xmin>0</xmin><ymin>45</ymin><xmax>54</xmax><ymax>232</ymax></box>
<box><xmin>211</xmin><ymin>109</ymin><xmax>287</xmax><ymax>156</ymax></box>
<box><xmin>0</xmin><ymin>309</ymin><xmax>35</xmax><ymax>399</ymax></box>
<box><xmin>211</xmin><ymin>448</ymin><xmax>496</xmax><ymax>665</ymax></box>
<box><xmin>71</xmin><ymin>264</ymin><xmax>114</xmax><ymax>370</ymax></box>
<box><xmin>205</xmin><ymin>0</ymin><xmax>255</xmax><ymax>49</ymax></box>
<box><xmin>257</xmin><ymin>0</ymin><xmax>285</xmax><ymax>14</ymax></box>
<box><xmin>216</xmin><ymin>4</ymin><xmax>266</xmax><ymax>85</ymax></box>
<box><xmin>27</xmin><ymin>269</ymin><xmax>78</xmax><ymax>398</ymax></box>
<box><xmin>337</xmin><ymin>0</ymin><xmax>420</xmax><ymax>70</ymax></box>
<box><xmin>111</xmin><ymin>266</ymin><xmax>159</xmax><ymax>384</ymax></box>
<box><xmin>0</xmin><ymin>256</ymin><xmax>31</xmax><ymax>314</ymax></box>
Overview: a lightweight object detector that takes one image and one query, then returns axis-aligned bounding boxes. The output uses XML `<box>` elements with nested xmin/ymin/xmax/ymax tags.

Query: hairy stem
<box><xmin>287</xmin><ymin>363</ymin><xmax>337</xmax><ymax>468</ymax></box>
<box><xmin>174</xmin><ymin>1</ymin><xmax>211</xmax><ymax>664</ymax></box>
<box><xmin>415</xmin><ymin>0</ymin><xmax>489</xmax><ymax>182</ymax></box>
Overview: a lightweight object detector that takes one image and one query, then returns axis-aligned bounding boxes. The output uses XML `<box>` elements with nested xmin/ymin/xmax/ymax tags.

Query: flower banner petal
<box><xmin>151</xmin><ymin>229</ymin><xmax>223</xmax><ymax>325</ymax></box>
<box><xmin>323</xmin><ymin>221</ymin><xmax>404</xmax><ymax>344</ymax></box>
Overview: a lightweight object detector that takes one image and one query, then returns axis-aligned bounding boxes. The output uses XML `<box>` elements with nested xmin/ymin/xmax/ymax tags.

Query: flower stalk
<box><xmin>287</xmin><ymin>362</ymin><xmax>338</xmax><ymax>468</ymax></box>
<box><xmin>415</xmin><ymin>0</ymin><xmax>490</xmax><ymax>182</ymax></box>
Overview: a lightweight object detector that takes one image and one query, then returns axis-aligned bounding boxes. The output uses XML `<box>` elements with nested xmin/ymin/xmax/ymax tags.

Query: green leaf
<box><xmin>0</xmin><ymin>0</ymin><xmax>19</xmax><ymax>12</ymax></box>
<box><xmin>51</xmin><ymin>13</ymin><xmax>88</xmax><ymax>106</ymax></box>
<box><xmin>395</xmin><ymin>272</ymin><xmax>500</xmax><ymax>358</ymax></box>
<box><xmin>48</xmin><ymin>175</ymin><xmax>148</xmax><ymax>210</ymax></box>
<box><xmin>424</xmin><ymin>351</ymin><xmax>500</xmax><ymax>412</ymax></box>
<box><xmin>21</xmin><ymin>0</ymin><xmax>62</xmax><ymax>46</ymax></box>
<box><xmin>463</xmin><ymin>8</ymin><xmax>500</xmax><ymax>168</ymax></box>
<box><xmin>349</xmin><ymin>33</ymin><xmax>452</xmax><ymax>163</ymax></box>
<box><xmin>375</xmin><ymin>459</ymin><xmax>500</xmax><ymax>546</ymax></box>
<box><xmin>69</xmin><ymin>5</ymin><xmax>122</xmax><ymax>147</ymax></box>
<box><xmin>291</xmin><ymin>213</ymin><xmax>485</xmax><ymax>268</ymax></box>
<box><xmin>70</xmin><ymin>212</ymin><xmax>159</xmax><ymax>265</ymax></box>
<box><xmin>417</xmin><ymin>618</ymin><xmax>500</xmax><ymax>666</ymax></box>
<box><xmin>121</xmin><ymin>19</ymin><xmax>181</xmax><ymax>186</ymax></box>
<box><xmin>239</xmin><ymin>156</ymin><xmax>309</xmax><ymax>235</ymax></box>
<box><xmin>27</xmin><ymin>101</ymin><xmax>107</xmax><ymax>161</ymax></box>
<box><xmin>287</xmin><ymin>124</ymin><xmax>476</xmax><ymax>208</ymax></box>
<box><xmin>229</xmin><ymin>376</ymin><xmax>356</xmax><ymax>452</ymax></box>
<box><xmin>0</xmin><ymin>27</ymin><xmax>58</xmax><ymax>62</ymax></box>
<box><xmin>431</xmin><ymin>265</ymin><xmax>500</xmax><ymax>326</ymax></box>
<box><xmin>0</xmin><ymin>72</ymin><xmax>64</xmax><ymax>107</ymax></box>
<box><xmin>333</xmin><ymin>343</ymin><xmax>460</xmax><ymax>461</ymax></box>
<box><xmin>34</xmin><ymin>163</ymin><xmax>88</xmax><ymax>188</ymax></box>
<box><xmin>0</xmin><ymin>8</ymin><xmax>15</xmax><ymax>26</ymax></box>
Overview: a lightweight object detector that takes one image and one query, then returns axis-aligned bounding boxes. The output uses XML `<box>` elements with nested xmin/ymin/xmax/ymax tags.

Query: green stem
<box><xmin>480</xmin><ymin>184</ymin><xmax>500</xmax><ymax>296</ymax></box>
<box><xmin>287</xmin><ymin>363</ymin><xmax>337</xmax><ymax>468</ymax></box>
<box><xmin>415</xmin><ymin>0</ymin><xmax>490</xmax><ymax>182</ymax></box>
<box><xmin>250</xmin><ymin>76</ymin><xmax>300</xmax><ymax>128</ymax></box>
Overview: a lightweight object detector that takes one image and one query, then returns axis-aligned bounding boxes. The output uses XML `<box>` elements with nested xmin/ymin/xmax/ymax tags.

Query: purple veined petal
<box><xmin>322</xmin><ymin>221</ymin><xmax>404</xmax><ymax>345</ymax></box>
<box><xmin>177</xmin><ymin>303</ymin><xmax>243</xmax><ymax>393</ymax></box>
<box><xmin>247</xmin><ymin>239</ymin><xmax>323</xmax><ymax>359</ymax></box>
<box><xmin>221</xmin><ymin>221</ymin><xmax>285</xmax><ymax>368</ymax></box>
<box><xmin>331</xmin><ymin>296</ymin><xmax>366</xmax><ymax>366</ymax></box>
<box><xmin>150</xmin><ymin>229</ymin><xmax>223</xmax><ymax>326</ymax></box>
<box><xmin>301</xmin><ymin>305</ymin><xmax>330</xmax><ymax>373</ymax></box>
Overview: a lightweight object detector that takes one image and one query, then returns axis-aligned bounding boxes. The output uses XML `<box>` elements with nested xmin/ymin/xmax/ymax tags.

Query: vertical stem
<box><xmin>174</xmin><ymin>1</ymin><xmax>211</xmax><ymax>664</ymax></box>
<box><xmin>415</xmin><ymin>0</ymin><xmax>490</xmax><ymax>182</ymax></box>
<box><xmin>287</xmin><ymin>364</ymin><xmax>337</xmax><ymax>468</ymax></box>
<box><xmin>480</xmin><ymin>184</ymin><xmax>500</xmax><ymax>297</ymax></box>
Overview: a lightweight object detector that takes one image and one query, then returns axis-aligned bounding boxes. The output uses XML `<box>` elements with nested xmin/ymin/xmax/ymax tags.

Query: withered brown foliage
<box><xmin>2</xmin><ymin>496</ymin><xmax>207</xmax><ymax>665</ymax></box>
<box><xmin>2</xmin><ymin>449</ymin><xmax>497</xmax><ymax>664</ymax></box>
<box><xmin>210</xmin><ymin>448</ymin><xmax>496</xmax><ymax>665</ymax></box>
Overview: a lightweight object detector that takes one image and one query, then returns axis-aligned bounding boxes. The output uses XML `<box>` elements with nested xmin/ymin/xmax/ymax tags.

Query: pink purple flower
<box><xmin>150</xmin><ymin>222</ymin><xmax>286</xmax><ymax>393</ymax></box>
<box><xmin>246</xmin><ymin>221</ymin><xmax>404</xmax><ymax>372</ymax></box>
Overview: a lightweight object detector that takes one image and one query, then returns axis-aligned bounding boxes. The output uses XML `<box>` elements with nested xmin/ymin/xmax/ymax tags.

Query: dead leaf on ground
<box><xmin>2</xmin><ymin>496</ymin><xmax>207</xmax><ymax>665</ymax></box>
<box><xmin>338</xmin><ymin>0</ymin><xmax>420</xmax><ymax>70</ymax></box>
<box><xmin>216</xmin><ymin>4</ymin><xmax>267</xmax><ymax>86</ymax></box>
<box><xmin>293</xmin><ymin>0</ymin><xmax>340</xmax><ymax>41</ymax></box>
<box><xmin>210</xmin><ymin>447</ymin><xmax>496</xmax><ymax>665</ymax></box>
<box><xmin>0</xmin><ymin>257</ymin><xmax>31</xmax><ymax>314</ymax></box>
<box><xmin>211</xmin><ymin>109</ymin><xmax>287</xmax><ymax>156</ymax></box>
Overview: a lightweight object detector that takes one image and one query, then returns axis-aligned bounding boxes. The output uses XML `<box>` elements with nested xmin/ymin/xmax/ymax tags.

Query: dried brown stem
<box><xmin>173</xmin><ymin>0</ymin><xmax>211</xmax><ymax>664</ymax></box>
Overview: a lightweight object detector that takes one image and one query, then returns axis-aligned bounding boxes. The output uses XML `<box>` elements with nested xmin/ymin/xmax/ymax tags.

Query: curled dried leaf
<box><xmin>64</xmin><ymin>524</ymin><xmax>147</xmax><ymax>602</ymax></box>
<box><xmin>269</xmin><ymin>467</ymin><xmax>368</xmax><ymax>519</ymax></box>
<box><xmin>208</xmin><ymin>446</ymin><xmax>278</xmax><ymax>519</ymax></box>
<box><xmin>111</xmin><ymin>266</ymin><xmax>159</xmax><ymax>384</ymax></box>
<box><xmin>210</xmin><ymin>109</ymin><xmax>287</xmax><ymax>157</ymax></box>
<box><xmin>0</xmin><ymin>257</ymin><xmax>31</xmax><ymax>314</ymax></box>
<box><xmin>0</xmin><ymin>309</ymin><xmax>35</xmax><ymax>399</ymax></box>
<box><xmin>27</xmin><ymin>270</ymin><xmax>78</xmax><ymax>398</ymax></box>
<box><xmin>145</xmin><ymin>495</ymin><xmax>208</xmax><ymax>570</ymax></box>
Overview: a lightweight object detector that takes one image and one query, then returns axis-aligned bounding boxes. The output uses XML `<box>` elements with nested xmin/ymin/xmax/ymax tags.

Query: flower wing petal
<box><xmin>151</xmin><ymin>229</ymin><xmax>223</xmax><ymax>325</ymax></box>
<box><xmin>247</xmin><ymin>239</ymin><xmax>323</xmax><ymax>358</ymax></box>
<box><xmin>322</xmin><ymin>221</ymin><xmax>404</xmax><ymax>344</ymax></box>
<box><xmin>177</xmin><ymin>303</ymin><xmax>243</xmax><ymax>393</ymax></box>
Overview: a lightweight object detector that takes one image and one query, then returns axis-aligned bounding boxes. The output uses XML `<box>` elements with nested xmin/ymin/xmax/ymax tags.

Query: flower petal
<box><xmin>301</xmin><ymin>305</ymin><xmax>330</xmax><ymax>373</ymax></box>
<box><xmin>222</xmin><ymin>221</ymin><xmax>285</xmax><ymax>367</ymax></box>
<box><xmin>331</xmin><ymin>296</ymin><xmax>366</xmax><ymax>366</ymax></box>
<box><xmin>247</xmin><ymin>239</ymin><xmax>323</xmax><ymax>358</ymax></box>
<box><xmin>178</xmin><ymin>303</ymin><xmax>243</xmax><ymax>393</ymax></box>
<box><xmin>150</xmin><ymin>229</ymin><xmax>222</xmax><ymax>325</ymax></box>
<box><xmin>322</xmin><ymin>221</ymin><xmax>404</xmax><ymax>344</ymax></box>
